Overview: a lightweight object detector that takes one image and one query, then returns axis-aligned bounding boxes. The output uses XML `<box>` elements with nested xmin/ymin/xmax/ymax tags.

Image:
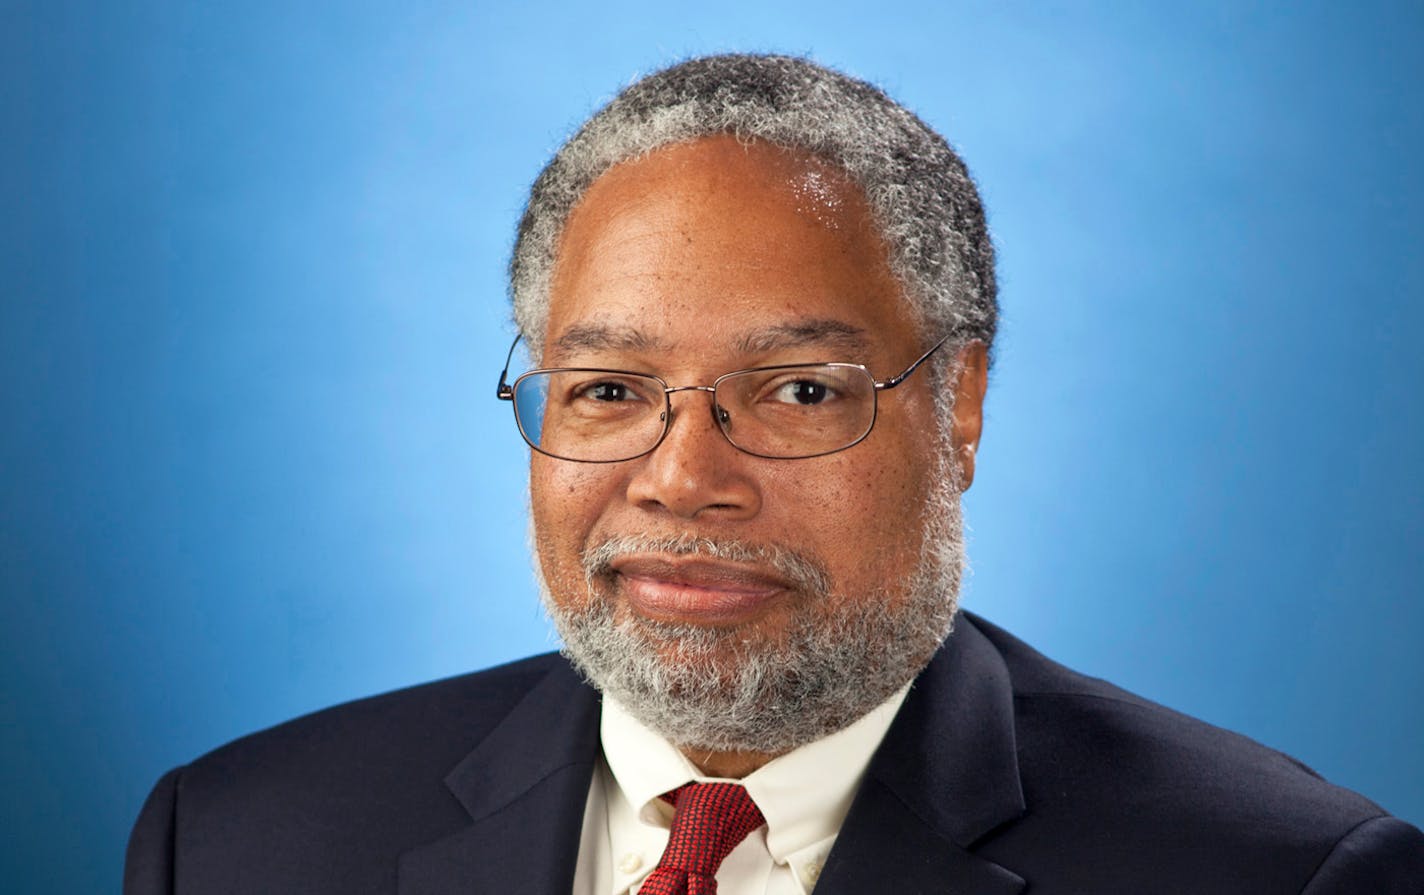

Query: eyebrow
<box><xmin>734</xmin><ymin>319</ymin><xmax>872</xmax><ymax>356</ymax></box>
<box><xmin>551</xmin><ymin>323</ymin><xmax>667</xmax><ymax>360</ymax></box>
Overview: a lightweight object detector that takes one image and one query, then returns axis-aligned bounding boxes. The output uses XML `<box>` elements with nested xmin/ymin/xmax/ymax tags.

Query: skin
<box><xmin>530</xmin><ymin>135</ymin><xmax>987</xmax><ymax>778</ymax></box>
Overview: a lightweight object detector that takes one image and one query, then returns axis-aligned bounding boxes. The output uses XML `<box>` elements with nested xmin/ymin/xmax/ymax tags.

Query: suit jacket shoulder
<box><xmin>125</xmin><ymin>653</ymin><xmax>602</xmax><ymax>895</ymax></box>
<box><xmin>956</xmin><ymin>614</ymin><xmax>1424</xmax><ymax>893</ymax></box>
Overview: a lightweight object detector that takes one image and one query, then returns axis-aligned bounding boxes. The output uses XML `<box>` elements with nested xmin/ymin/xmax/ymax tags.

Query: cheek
<box><xmin>789</xmin><ymin>438</ymin><xmax>938</xmax><ymax>585</ymax></box>
<box><xmin>530</xmin><ymin>459</ymin><xmax>628</xmax><ymax>592</ymax></box>
<box><xmin>530</xmin><ymin>459</ymin><xmax>610</xmax><ymax>523</ymax></box>
<box><xmin>767</xmin><ymin>454</ymin><xmax>927</xmax><ymax>560</ymax></box>
<box><xmin>846</xmin><ymin>467</ymin><xmax>926</xmax><ymax>543</ymax></box>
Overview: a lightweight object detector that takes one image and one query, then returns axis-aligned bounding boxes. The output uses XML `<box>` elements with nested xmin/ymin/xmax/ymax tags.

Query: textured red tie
<box><xmin>638</xmin><ymin>782</ymin><xmax>766</xmax><ymax>895</ymax></box>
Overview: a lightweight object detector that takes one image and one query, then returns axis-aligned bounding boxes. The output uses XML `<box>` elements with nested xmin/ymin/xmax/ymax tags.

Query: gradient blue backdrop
<box><xmin>4</xmin><ymin>2</ymin><xmax>1421</xmax><ymax>892</ymax></box>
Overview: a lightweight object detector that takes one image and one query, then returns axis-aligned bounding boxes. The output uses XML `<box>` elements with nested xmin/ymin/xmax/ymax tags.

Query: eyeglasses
<box><xmin>495</xmin><ymin>333</ymin><xmax>951</xmax><ymax>462</ymax></box>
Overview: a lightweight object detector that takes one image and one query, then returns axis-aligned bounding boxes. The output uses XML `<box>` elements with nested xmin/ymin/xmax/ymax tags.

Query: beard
<box><xmin>535</xmin><ymin>451</ymin><xmax>966</xmax><ymax>756</ymax></box>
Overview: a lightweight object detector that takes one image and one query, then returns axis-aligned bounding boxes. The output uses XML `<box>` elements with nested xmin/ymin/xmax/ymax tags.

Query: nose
<box><xmin>624</xmin><ymin>388</ymin><xmax>761</xmax><ymax>521</ymax></box>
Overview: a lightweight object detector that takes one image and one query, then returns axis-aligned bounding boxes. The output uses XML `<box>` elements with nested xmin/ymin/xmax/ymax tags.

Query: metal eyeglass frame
<box><xmin>494</xmin><ymin>332</ymin><xmax>952</xmax><ymax>462</ymax></box>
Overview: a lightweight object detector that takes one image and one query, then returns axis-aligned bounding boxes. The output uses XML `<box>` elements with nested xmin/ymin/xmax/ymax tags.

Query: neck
<box><xmin>680</xmin><ymin>746</ymin><xmax>782</xmax><ymax>779</ymax></box>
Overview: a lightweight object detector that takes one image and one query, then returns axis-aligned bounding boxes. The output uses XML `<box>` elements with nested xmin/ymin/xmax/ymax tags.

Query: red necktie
<box><xmin>638</xmin><ymin>782</ymin><xmax>767</xmax><ymax>895</ymax></box>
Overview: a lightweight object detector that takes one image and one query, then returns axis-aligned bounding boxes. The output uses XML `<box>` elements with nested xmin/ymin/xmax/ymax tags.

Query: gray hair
<box><xmin>509</xmin><ymin>53</ymin><xmax>997</xmax><ymax>361</ymax></box>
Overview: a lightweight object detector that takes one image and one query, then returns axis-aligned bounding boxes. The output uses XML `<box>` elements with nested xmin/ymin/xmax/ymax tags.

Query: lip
<box><xmin>609</xmin><ymin>555</ymin><xmax>792</xmax><ymax>624</ymax></box>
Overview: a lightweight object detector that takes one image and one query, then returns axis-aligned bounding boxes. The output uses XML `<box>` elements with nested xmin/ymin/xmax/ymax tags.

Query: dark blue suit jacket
<box><xmin>124</xmin><ymin>613</ymin><xmax>1424</xmax><ymax>893</ymax></box>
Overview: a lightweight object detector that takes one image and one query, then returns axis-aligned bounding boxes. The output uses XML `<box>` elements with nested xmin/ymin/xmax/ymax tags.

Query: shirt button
<box><xmin>618</xmin><ymin>853</ymin><xmax>644</xmax><ymax>875</ymax></box>
<box><xmin>803</xmin><ymin>860</ymin><xmax>823</xmax><ymax>884</ymax></box>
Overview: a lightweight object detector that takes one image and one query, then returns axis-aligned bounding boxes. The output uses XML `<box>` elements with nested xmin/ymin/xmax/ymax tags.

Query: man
<box><xmin>126</xmin><ymin>54</ymin><xmax>1424</xmax><ymax>894</ymax></box>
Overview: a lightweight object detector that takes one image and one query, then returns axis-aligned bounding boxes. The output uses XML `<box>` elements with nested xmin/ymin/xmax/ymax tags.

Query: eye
<box><xmin>580</xmin><ymin>380</ymin><xmax>634</xmax><ymax>402</ymax></box>
<box><xmin>561</xmin><ymin>374</ymin><xmax>658</xmax><ymax>409</ymax></box>
<box><xmin>768</xmin><ymin>378</ymin><xmax>836</xmax><ymax>405</ymax></box>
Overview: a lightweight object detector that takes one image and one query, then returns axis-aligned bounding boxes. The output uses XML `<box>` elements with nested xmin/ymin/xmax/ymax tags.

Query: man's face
<box><xmin>529</xmin><ymin>136</ymin><xmax>985</xmax><ymax>754</ymax></box>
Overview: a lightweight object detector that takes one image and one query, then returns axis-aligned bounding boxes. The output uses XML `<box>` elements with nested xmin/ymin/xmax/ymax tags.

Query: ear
<box><xmin>948</xmin><ymin>341</ymin><xmax>989</xmax><ymax>490</ymax></box>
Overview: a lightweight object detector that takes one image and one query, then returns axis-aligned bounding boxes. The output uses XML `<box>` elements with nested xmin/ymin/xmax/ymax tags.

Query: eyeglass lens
<box><xmin>512</xmin><ymin>365</ymin><xmax>878</xmax><ymax>461</ymax></box>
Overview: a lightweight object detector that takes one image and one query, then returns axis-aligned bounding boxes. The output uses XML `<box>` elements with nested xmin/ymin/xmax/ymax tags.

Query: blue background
<box><xmin>4</xmin><ymin>2</ymin><xmax>1422</xmax><ymax>891</ymax></box>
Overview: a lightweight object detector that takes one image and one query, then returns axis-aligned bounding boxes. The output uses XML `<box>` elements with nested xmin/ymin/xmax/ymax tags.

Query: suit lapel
<box><xmin>398</xmin><ymin>658</ymin><xmax>602</xmax><ymax>895</ymax></box>
<box><xmin>816</xmin><ymin>615</ymin><xmax>1028</xmax><ymax>894</ymax></box>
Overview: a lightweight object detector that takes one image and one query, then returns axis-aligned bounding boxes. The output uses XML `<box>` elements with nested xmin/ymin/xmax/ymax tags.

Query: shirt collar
<box><xmin>600</xmin><ymin>684</ymin><xmax>911</xmax><ymax>862</ymax></box>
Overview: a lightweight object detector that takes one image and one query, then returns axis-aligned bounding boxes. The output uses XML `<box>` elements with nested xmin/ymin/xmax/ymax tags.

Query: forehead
<box><xmin>544</xmin><ymin>136</ymin><xmax>919</xmax><ymax>364</ymax></box>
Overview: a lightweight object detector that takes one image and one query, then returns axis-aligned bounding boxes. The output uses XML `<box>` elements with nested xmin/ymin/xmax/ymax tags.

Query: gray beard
<box><xmin>535</xmin><ymin>458</ymin><xmax>965</xmax><ymax>755</ymax></box>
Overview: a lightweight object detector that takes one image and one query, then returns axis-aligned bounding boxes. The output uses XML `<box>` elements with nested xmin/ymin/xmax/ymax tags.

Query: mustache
<box><xmin>582</xmin><ymin>533</ymin><xmax>831</xmax><ymax>597</ymax></box>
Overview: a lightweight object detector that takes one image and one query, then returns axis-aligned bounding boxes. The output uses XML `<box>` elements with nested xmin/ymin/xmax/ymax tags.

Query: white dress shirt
<box><xmin>571</xmin><ymin>685</ymin><xmax>911</xmax><ymax>895</ymax></box>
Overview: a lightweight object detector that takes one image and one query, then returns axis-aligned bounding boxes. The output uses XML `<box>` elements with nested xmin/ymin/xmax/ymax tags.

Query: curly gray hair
<box><xmin>509</xmin><ymin>53</ymin><xmax>997</xmax><ymax>363</ymax></box>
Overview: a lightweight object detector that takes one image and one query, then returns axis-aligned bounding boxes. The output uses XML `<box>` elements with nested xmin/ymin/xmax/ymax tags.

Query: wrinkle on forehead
<box><xmin>545</xmin><ymin>317</ymin><xmax>873</xmax><ymax>368</ymax></box>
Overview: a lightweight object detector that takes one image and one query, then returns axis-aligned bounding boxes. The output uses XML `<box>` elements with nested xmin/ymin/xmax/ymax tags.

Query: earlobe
<box><xmin>957</xmin><ymin>442</ymin><xmax>978</xmax><ymax>489</ymax></box>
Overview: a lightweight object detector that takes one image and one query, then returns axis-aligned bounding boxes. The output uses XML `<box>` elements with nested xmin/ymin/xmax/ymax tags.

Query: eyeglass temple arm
<box><xmin>874</xmin><ymin>333</ymin><xmax>953</xmax><ymax>391</ymax></box>
<box><xmin>496</xmin><ymin>334</ymin><xmax>521</xmax><ymax>401</ymax></box>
